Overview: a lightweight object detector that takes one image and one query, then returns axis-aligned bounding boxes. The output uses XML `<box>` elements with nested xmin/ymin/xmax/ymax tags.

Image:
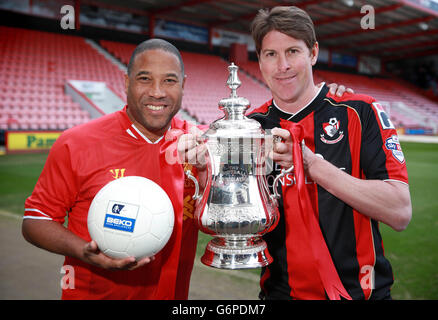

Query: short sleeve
<box><xmin>24</xmin><ymin>135</ymin><xmax>79</xmax><ymax>223</ymax></box>
<box><xmin>360</xmin><ymin>101</ymin><xmax>408</xmax><ymax>184</ymax></box>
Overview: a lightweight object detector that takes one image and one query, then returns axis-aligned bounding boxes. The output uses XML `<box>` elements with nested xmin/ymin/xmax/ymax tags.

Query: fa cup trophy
<box><xmin>186</xmin><ymin>63</ymin><xmax>291</xmax><ymax>269</ymax></box>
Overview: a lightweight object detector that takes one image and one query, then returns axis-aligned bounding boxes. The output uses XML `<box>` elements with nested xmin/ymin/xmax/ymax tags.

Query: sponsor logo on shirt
<box><xmin>320</xmin><ymin>117</ymin><xmax>344</xmax><ymax>144</ymax></box>
<box><xmin>109</xmin><ymin>168</ymin><xmax>126</xmax><ymax>180</ymax></box>
<box><xmin>372</xmin><ymin>102</ymin><xmax>395</xmax><ymax>130</ymax></box>
<box><xmin>103</xmin><ymin>200</ymin><xmax>139</xmax><ymax>233</ymax></box>
<box><xmin>385</xmin><ymin>135</ymin><xmax>405</xmax><ymax>163</ymax></box>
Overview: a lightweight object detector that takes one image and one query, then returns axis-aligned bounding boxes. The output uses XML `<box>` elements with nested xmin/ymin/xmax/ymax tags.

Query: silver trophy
<box><xmin>185</xmin><ymin>63</ymin><xmax>292</xmax><ymax>269</ymax></box>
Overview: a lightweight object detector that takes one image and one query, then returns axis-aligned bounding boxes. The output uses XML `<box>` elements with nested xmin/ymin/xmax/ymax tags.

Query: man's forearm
<box><xmin>305</xmin><ymin>154</ymin><xmax>412</xmax><ymax>231</ymax></box>
<box><xmin>22</xmin><ymin>219</ymin><xmax>86</xmax><ymax>260</ymax></box>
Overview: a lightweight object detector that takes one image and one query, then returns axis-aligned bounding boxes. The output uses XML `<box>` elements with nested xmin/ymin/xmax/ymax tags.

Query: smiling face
<box><xmin>125</xmin><ymin>49</ymin><xmax>185</xmax><ymax>141</ymax></box>
<box><xmin>259</xmin><ymin>30</ymin><xmax>319</xmax><ymax>113</ymax></box>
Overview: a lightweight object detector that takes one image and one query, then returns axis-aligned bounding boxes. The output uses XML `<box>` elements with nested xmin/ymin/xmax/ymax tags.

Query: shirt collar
<box><xmin>120</xmin><ymin>105</ymin><xmax>165</xmax><ymax>144</ymax></box>
<box><xmin>272</xmin><ymin>82</ymin><xmax>326</xmax><ymax>120</ymax></box>
<box><xmin>271</xmin><ymin>83</ymin><xmax>328</xmax><ymax>122</ymax></box>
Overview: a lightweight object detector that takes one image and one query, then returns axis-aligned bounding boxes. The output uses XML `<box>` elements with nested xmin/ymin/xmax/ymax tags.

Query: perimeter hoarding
<box><xmin>6</xmin><ymin>131</ymin><xmax>62</xmax><ymax>153</ymax></box>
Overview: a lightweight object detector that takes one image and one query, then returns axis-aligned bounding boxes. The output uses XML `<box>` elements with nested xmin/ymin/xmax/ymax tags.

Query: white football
<box><xmin>87</xmin><ymin>176</ymin><xmax>174</xmax><ymax>259</ymax></box>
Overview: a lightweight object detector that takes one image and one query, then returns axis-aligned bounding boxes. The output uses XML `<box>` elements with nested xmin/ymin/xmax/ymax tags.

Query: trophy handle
<box><xmin>185</xmin><ymin>169</ymin><xmax>201</xmax><ymax>200</ymax></box>
<box><xmin>271</xmin><ymin>165</ymin><xmax>294</xmax><ymax>199</ymax></box>
<box><xmin>269</xmin><ymin>138</ymin><xmax>306</xmax><ymax>199</ymax></box>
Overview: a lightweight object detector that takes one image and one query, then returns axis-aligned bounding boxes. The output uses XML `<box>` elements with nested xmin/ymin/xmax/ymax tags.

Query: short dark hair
<box><xmin>251</xmin><ymin>6</ymin><xmax>317</xmax><ymax>55</ymax></box>
<box><xmin>127</xmin><ymin>38</ymin><xmax>185</xmax><ymax>76</ymax></box>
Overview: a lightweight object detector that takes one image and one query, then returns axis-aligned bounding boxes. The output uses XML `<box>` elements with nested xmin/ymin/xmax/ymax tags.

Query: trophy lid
<box><xmin>202</xmin><ymin>62</ymin><xmax>263</xmax><ymax>140</ymax></box>
<box><xmin>218</xmin><ymin>63</ymin><xmax>250</xmax><ymax>120</ymax></box>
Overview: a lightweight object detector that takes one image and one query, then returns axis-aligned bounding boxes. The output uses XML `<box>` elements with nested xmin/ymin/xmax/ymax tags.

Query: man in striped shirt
<box><xmin>248</xmin><ymin>6</ymin><xmax>412</xmax><ymax>300</ymax></box>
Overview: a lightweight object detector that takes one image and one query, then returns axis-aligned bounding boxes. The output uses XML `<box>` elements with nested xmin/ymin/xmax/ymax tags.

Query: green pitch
<box><xmin>380</xmin><ymin>142</ymin><xmax>438</xmax><ymax>299</ymax></box>
<box><xmin>1</xmin><ymin>141</ymin><xmax>437</xmax><ymax>299</ymax></box>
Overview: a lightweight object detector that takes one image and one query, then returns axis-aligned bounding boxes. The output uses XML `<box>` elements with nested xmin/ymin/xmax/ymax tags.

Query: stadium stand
<box><xmin>1</xmin><ymin>26</ymin><xmax>436</xmax><ymax>132</ymax></box>
<box><xmin>0</xmin><ymin>26</ymin><xmax>125</xmax><ymax>130</ymax></box>
<box><xmin>181</xmin><ymin>51</ymin><xmax>272</xmax><ymax>124</ymax></box>
<box><xmin>240</xmin><ymin>60</ymin><xmax>438</xmax><ymax>130</ymax></box>
<box><xmin>100</xmin><ymin>40</ymin><xmax>135</xmax><ymax>66</ymax></box>
<box><xmin>0</xmin><ymin>27</ymin><xmax>270</xmax><ymax>131</ymax></box>
<box><xmin>315</xmin><ymin>70</ymin><xmax>438</xmax><ymax>129</ymax></box>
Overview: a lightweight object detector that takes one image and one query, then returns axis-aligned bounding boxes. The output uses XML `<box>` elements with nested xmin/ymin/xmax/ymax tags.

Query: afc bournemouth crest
<box><xmin>320</xmin><ymin>117</ymin><xmax>344</xmax><ymax>144</ymax></box>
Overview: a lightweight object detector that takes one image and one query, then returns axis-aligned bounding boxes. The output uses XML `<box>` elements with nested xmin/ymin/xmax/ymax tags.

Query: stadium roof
<box><xmin>84</xmin><ymin>0</ymin><xmax>438</xmax><ymax>62</ymax></box>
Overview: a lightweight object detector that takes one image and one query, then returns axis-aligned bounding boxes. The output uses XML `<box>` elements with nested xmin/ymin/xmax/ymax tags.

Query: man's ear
<box><xmin>124</xmin><ymin>73</ymin><xmax>130</xmax><ymax>96</ymax></box>
<box><xmin>310</xmin><ymin>42</ymin><xmax>319</xmax><ymax>66</ymax></box>
<box><xmin>182</xmin><ymin>74</ymin><xmax>187</xmax><ymax>90</ymax></box>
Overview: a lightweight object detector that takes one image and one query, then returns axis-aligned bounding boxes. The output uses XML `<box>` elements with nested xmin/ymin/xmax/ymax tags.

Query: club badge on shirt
<box><xmin>320</xmin><ymin>117</ymin><xmax>344</xmax><ymax>144</ymax></box>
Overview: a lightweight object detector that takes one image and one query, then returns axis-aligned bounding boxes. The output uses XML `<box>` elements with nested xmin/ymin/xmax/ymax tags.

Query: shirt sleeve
<box><xmin>24</xmin><ymin>135</ymin><xmax>79</xmax><ymax>223</ymax></box>
<box><xmin>360</xmin><ymin>100</ymin><xmax>408</xmax><ymax>185</ymax></box>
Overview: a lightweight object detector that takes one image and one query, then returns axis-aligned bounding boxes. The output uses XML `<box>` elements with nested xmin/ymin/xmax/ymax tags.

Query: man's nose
<box><xmin>277</xmin><ymin>54</ymin><xmax>291</xmax><ymax>73</ymax></box>
<box><xmin>149</xmin><ymin>81</ymin><xmax>166</xmax><ymax>99</ymax></box>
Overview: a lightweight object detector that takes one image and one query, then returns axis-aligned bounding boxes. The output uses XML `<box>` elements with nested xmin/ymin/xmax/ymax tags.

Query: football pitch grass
<box><xmin>0</xmin><ymin>141</ymin><xmax>437</xmax><ymax>299</ymax></box>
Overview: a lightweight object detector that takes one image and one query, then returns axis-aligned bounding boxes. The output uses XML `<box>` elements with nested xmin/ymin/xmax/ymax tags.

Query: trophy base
<box><xmin>201</xmin><ymin>236</ymin><xmax>273</xmax><ymax>269</ymax></box>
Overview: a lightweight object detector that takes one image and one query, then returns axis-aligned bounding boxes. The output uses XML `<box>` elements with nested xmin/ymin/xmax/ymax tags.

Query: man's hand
<box><xmin>22</xmin><ymin>219</ymin><xmax>154</xmax><ymax>271</ymax></box>
<box><xmin>270</xmin><ymin>127</ymin><xmax>293</xmax><ymax>169</ymax></box>
<box><xmin>302</xmin><ymin>143</ymin><xmax>320</xmax><ymax>175</ymax></box>
<box><xmin>326</xmin><ymin>83</ymin><xmax>354</xmax><ymax>97</ymax></box>
<box><xmin>82</xmin><ymin>240</ymin><xmax>154</xmax><ymax>271</ymax></box>
<box><xmin>177</xmin><ymin>127</ymin><xmax>208</xmax><ymax>170</ymax></box>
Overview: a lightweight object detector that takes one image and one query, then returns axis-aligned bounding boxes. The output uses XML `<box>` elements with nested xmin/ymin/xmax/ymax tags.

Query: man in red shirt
<box><xmin>22</xmin><ymin>39</ymin><xmax>198</xmax><ymax>299</ymax></box>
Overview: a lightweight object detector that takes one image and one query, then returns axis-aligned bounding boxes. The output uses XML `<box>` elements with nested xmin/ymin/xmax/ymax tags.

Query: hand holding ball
<box><xmin>87</xmin><ymin>176</ymin><xmax>174</xmax><ymax>260</ymax></box>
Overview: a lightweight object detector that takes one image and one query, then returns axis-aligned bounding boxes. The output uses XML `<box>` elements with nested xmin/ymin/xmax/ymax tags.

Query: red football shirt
<box><xmin>24</xmin><ymin>107</ymin><xmax>199</xmax><ymax>299</ymax></box>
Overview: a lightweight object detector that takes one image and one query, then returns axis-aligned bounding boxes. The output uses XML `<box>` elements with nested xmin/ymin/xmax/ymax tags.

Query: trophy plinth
<box><xmin>201</xmin><ymin>236</ymin><xmax>272</xmax><ymax>269</ymax></box>
<box><xmin>188</xmin><ymin>63</ymin><xmax>285</xmax><ymax>269</ymax></box>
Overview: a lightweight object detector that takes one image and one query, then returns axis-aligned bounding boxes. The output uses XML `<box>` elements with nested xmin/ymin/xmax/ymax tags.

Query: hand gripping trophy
<box><xmin>185</xmin><ymin>63</ymin><xmax>293</xmax><ymax>269</ymax></box>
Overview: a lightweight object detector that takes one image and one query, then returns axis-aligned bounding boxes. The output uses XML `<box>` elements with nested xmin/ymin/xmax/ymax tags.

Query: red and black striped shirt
<box><xmin>248</xmin><ymin>84</ymin><xmax>408</xmax><ymax>300</ymax></box>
